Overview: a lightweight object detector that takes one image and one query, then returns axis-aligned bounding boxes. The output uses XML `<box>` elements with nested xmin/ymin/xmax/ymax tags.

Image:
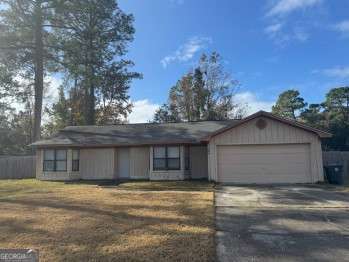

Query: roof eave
<box><xmin>31</xmin><ymin>140</ymin><xmax>208</xmax><ymax>149</ymax></box>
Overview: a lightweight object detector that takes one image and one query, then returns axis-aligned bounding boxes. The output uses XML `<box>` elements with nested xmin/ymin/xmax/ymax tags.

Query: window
<box><xmin>43</xmin><ymin>149</ymin><xmax>67</xmax><ymax>172</ymax></box>
<box><xmin>153</xmin><ymin>147</ymin><xmax>166</xmax><ymax>170</ymax></box>
<box><xmin>43</xmin><ymin>149</ymin><xmax>55</xmax><ymax>172</ymax></box>
<box><xmin>153</xmin><ymin>146</ymin><xmax>180</xmax><ymax>170</ymax></box>
<box><xmin>72</xmin><ymin>149</ymin><xmax>80</xmax><ymax>172</ymax></box>
<box><xmin>185</xmin><ymin>146</ymin><xmax>190</xmax><ymax>170</ymax></box>
<box><xmin>56</xmin><ymin>150</ymin><xmax>67</xmax><ymax>171</ymax></box>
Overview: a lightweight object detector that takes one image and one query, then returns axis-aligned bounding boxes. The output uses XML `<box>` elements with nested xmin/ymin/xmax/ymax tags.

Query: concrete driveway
<box><xmin>215</xmin><ymin>185</ymin><xmax>349</xmax><ymax>262</ymax></box>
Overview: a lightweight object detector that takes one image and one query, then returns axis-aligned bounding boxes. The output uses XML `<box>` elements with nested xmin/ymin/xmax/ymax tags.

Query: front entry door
<box><xmin>118</xmin><ymin>148</ymin><xmax>130</xmax><ymax>179</ymax></box>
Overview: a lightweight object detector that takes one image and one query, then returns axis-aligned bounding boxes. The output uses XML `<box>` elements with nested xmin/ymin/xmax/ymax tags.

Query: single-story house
<box><xmin>32</xmin><ymin>111</ymin><xmax>331</xmax><ymax>184</ymax></box>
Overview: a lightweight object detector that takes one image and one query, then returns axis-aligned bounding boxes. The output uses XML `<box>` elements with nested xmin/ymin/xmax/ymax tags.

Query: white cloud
<box><xmin>333</xmin><ymin>20</ymin><xmax>349</xmax><ymax>35</ymax></box>
<box><xmin>44</xmin><ymin>75</ymin><xmax>62</xmax><ymax>105</ymax></box>
<box><xmin>127</xmin><ymin>93</ymin><xmax>274</xmax><ymax>123</ymax></box>
<box><xmin>264</xmin><ymin>25</ymin><xmax>309</xmax><ymax>45</ymax></box>
<box><xmin>234</xmin><ymin>92</ymin><xmax>274</xmax><ymax>115</ymax></box>
<box><xmin>41</xmin><ymin>75</ymin><xmax>63</xmax><ymax>124</ymax></box>
<box><xmin>128</xmin><ymin>99</ymin><xmax>160</xmax><ymax>123</ymax></box>
<box><xmin>322</xmin><ymin>66</ymin><xmax>349</xmax><ymax>79</ymax></box>
<box><xmin>264</xmin><ymin>22</ymin><xmax>283</xmax><ymax>34</ymax></box>
<box><xmin>264</xmin><ymin>0</ymin><xmax>323</xmax><ymax>45</ymax></box>
<box><xmin>161</xmin><ymin>36</ymin><xmax>212</xmax><ymax>68</ymax></box>
<box><xmin>267</xmin><ymin>0</ymin><xmax>322</xmax><ymax>17</ymax></box>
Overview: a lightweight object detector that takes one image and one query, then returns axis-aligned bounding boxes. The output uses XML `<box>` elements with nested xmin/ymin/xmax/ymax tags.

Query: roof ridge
<box><xmin>63</xmin><ymin>119</ymin><xmax>240</xmax><ymax>129</ymax></box>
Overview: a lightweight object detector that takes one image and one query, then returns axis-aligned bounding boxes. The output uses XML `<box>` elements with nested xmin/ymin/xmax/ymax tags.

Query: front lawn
<box><xmin>0</xmin><ymin>179</ymin><xmax>215</xmax><ymax>261</ymax></box>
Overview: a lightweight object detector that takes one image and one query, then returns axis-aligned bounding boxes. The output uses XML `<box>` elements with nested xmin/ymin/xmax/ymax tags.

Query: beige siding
<box><xmin>36</xmin><ymin>149</ymin><xmax>81</xmax><ymax>181</ymax></box>
<box><xmin>208</xmin><ymin>116</ymin><xmax>324</xmax><ymax>183</ymax></box>
<box><xmin>80</xmin><ymin>148</ymin><xmax>115</xmax><ymax>180</ymax></box>
<box><xmin>117</xmin><ymin>148</ymin><xmax>129</xmax><ymax>179</ymax></box>
<box><xmin>190</xmin><ymin>146</ymin><xmax>208</xmax><ymax>179</ymax></box>
<box><xmin>217</xmin><ymin>144</ymin><xmax>311</xmax><ymax>183</ymax></box>
<box><xmin>38</xmin><ymin>171</ymin><xmax>80</xmax><ymax>181</ymax></box>
<box><xmin>129</xmin><ymin>147</ymin><xmax>150</xmax><ymax>179</ymax></box>
<box><xmin>36</xmin><ymin>149</ymin><xmax>42</xmax><ymax>178</ymax></box>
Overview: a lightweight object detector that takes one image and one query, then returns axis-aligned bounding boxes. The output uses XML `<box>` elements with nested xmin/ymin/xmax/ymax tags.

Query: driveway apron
<box><xmin>215</xmin><ymin>185</ymin><xmax>349</xmax><ymax>262</ymax></box>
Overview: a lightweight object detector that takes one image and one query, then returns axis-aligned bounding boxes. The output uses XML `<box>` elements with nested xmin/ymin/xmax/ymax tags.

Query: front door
<box><xmin>118</xmin><ymin>148</ymin><xmax>130</xmax><ymax>179</ymax></box>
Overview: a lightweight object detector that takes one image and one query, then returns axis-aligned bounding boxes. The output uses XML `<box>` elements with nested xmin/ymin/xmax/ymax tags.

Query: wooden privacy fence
<box><xmin>0</xmin><ymin>156</ymin><xmax>36</xmax><ymax>179</ymax></box>
<box><xmin>323</xmin><ymin>151</ymin><xmax>349</xmax><ymax>183</ymax></box>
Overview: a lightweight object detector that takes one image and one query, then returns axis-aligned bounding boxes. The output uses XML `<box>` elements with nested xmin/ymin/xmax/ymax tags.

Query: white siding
<box><xmin>208</xmin><ymin>116</ymin><xmax>324</xmax><ymax>183</ymax></box>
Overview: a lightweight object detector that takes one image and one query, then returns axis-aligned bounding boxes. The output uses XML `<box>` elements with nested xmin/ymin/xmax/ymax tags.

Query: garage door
<box><xmin>217</xmin><ymin>144</ymin><xmax>311</xmax><ymax>184</ymax></box>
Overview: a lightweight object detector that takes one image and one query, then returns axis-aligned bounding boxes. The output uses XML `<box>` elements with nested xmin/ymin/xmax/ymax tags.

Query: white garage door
<box><xmin>217</xmin><ymin>144</ymin><xmax>311</xmax><ymax>184</ymax></box>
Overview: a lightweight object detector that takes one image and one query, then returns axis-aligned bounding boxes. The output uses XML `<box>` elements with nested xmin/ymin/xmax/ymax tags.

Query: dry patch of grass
<box><xmin>0</xmin><ymin>179</ymin><xmax>215</xmax><ymax>262</ymax></box>
<box><xmin>117</xmin><ymin>180</ymin><xmax>214</xmax><ymax>191</ymax></box>
<box><xmin>334</xmin><ymin>186</ymin><xmax>349</xmax><ymax>193</ymax></box>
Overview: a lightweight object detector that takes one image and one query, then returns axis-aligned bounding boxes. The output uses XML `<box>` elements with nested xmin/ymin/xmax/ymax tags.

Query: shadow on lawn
<box><xmin>62</xmin><ymin>180</ymin><xmax>214</xmax><ymax>192</ymax></box>
<box><xmin>115</xmin><ymin>180</ymin><xmax>214</xmax><ymax>192</ymax></box>
<box><xmin>64</xmin><ymin>179</ymin><xmax>120</xmax><ymax>186</ymax></box>
<box><xmin>0</xmin><ymin>188</ymin><xmax>215</xmax><ymax>262</ymax></box>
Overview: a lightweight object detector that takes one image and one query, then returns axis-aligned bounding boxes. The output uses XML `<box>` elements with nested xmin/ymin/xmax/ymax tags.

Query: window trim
<box><xmin>43</xmin><ymin>149</ymin><xmax>67</xmax><ymax>172</ymax></box>
<box><xmin>153</xmin><ymin>145</ymin><xmax>181</xmax><ymax>171</ymax></box>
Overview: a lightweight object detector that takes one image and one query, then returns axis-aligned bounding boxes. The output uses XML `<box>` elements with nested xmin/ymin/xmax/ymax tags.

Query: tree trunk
<box><xmin>87</xmin><ymin>73</ymin><xmax>95</xmax><ymax>125</ymax></box>
<box><xmin>84</xmin><ymin>17</ymin><xmax>95</xmax><ymax>125</ymax></box>
<box><xmin>33</xmin><ymin>0</ymin><xmax>44</xmax><ymax>142</ymax></box>
<box><xmin>84</xmin><ymin>44</ymin><xmax>95</xmax><ymax>125</ymax></box>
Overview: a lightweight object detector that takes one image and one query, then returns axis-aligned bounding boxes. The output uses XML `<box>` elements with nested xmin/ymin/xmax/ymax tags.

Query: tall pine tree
<box><xmin>0</xmin><ymin>0</ymin><xmax>64</xmax><ymax>141</ymax></box>
<box><xmin>54</xmin><ymin>0</ymin><xmax>141</xmax><ymax>125</ymax></box>
<box><xmin>272</xmin><ymin>90</ymin><xmax>306</xmax><ymax>120</ymax></box>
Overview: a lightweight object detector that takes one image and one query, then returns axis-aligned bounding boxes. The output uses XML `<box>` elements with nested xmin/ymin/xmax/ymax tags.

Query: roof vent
<box><xmin>256</xmin><ymin>118</ymin><xmax>267</xmax><ymax>130</ymax></box>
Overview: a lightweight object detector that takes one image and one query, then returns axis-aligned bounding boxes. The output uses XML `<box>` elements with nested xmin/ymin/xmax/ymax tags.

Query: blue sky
<box><xmin>116</xmin><ymin>0</ymin><xmax>349</xmax><ymax>122</ymax></box>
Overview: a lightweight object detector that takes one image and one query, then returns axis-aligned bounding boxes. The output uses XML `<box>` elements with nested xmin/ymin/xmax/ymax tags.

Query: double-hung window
<box><xmin>153</xmin><ymin>146</ymin><xmax>180</xmax><ymax>170</ymax></box>
<box><xmin>43</xmin><ymin>149</ymin><xmax>67</xmax><ymax>172</ymax></box>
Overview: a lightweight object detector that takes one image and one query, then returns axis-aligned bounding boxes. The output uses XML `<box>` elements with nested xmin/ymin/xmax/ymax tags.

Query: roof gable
<box><xmin>202</xmin><ymin>111</ymin><xmax>332</xmax><ymax>141</ymax></box>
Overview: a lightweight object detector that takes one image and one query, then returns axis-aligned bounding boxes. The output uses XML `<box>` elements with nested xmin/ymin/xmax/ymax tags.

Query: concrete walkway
<box><xmin>215</xmin><ymin>185</ymin><xmax>349</xmax><ymax>262</ymax></box>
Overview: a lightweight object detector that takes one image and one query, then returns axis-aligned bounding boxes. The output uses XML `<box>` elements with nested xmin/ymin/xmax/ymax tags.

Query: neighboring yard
<box><xmin>0</xmin><ymin>180</ymin><xmax>215</xmax><ymax>262</ymax></box>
